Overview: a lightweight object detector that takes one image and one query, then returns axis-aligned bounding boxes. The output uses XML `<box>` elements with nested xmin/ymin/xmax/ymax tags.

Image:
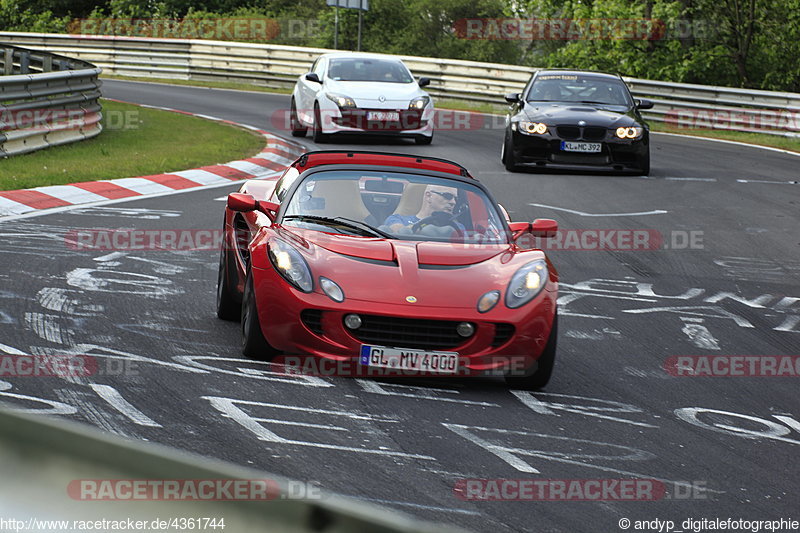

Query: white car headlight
<box><xmin>516</xmin><ymin>121</ymin><xmax>548</xmax><ymax>135</ymax></box>
<box><xmin>268</xmin><ymin>239</ymin><xmax>313</xmax><ymax>292</ymax></box>
<box><xmin>505</xmin><ymin>259</ymin><xmax>548</xmax><ymax>309</ymax></box>
<box><xmin>409</xmin><ymin>96</ymin><xmax>430</xmax><ymax>110</ymax></box>
<box><xmin>615</xmin><ymin>126</ymin><xmax>643</xmax><ymax>139</ymax></box>
<box><xmin>326</xmin><ymin>93</ymin><xmax>356</xmax><ymax>109</ymax></box>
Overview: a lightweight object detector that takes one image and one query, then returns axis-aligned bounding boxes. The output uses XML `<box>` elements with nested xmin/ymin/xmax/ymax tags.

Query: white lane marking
<box><xmin>653</xmin><ymin>131</ymin><xmax>800</xmax><ymax>158</ymax></box>
<box><xmin>204</xmin><ymin>396</ymin><xmax>435</xmax><ymax>460</ymax></box>
<box><xmin>224</xmin><ymin>160</ymin><xmax>275</xmax><ymax>176</ymax></box>
<box><xmin>90</xmin><ymin>384</ymin><xmax>162</xmax><ymax>427</ymax></box>
<box><xmin>774</xmin><ymin>415</ymin><xmax>800</xmax><ymax>434</ymax></box>
<box><xmin>676</xmin><ymin>408</ymin><xmax>800</xmax><ymax>446</ymax></box>
<box><xmin>99</xmin><ymin>178</ymin><xmax>176</xmax><ymax>195</ymax></box>
<box><xmin>0</xmin><ymin>343</ymin><xmax>27</xmax><ymax>355</ymax></box>
<box><xmin>355</xmin><ymin>379</ymin><xmax>499</xmax><ymax>407</ymax></box>
<box><xmin>0</xmin><ymin>196</ymin><xmax>32</xmax><ymax>216</ymax></box>
<box><xmin>511</xmin><ymin>392</ymin><xmax>659</xmax><ymax>428</ymax></box>
<box><xmin>679</xmin><ymin>317</ymin><xmax>721</xmax><ymax>350</ymax></box>
<box><xmin>253</xmin><ymin>419</ymin><xmax>348</xmax><ymax>431</ymax></box>
<box><xmin>0</xmin><ymin>170</ymin><xmax>282</xmax><ymax>223</ymax></box>
<box><xmin>351</xmin><ymin>497</ymin><xmax>481</xmax><ymax>515</ymax></box>
<box><xmin>192</xmin><ymin>114</ymin><xmax>222</xmax><ymax>121</ymax></box>
<box><xmin>71</xmin><ymin>206</ymin><xmax>182</xmax><ymax>219</ymax></box>
<box><xmin>0</xmin><ymin>389</ymin><xmax>78</xmax><ymax>415</ymax></box>
<box><xmin>664</xmin><ymin>177</ymin><xmax>717</xmax><ymax>182</ymax></box>
<box><xmin>529</xmin><ymin>203</ymin><xmax>668</xmax><ymax>217</ymax></box>
<box><xmin>94</xmin><ymin>252</ymin><xmax>127</xmax><ymax>262</ymax></box>
<box><xmin>213</xmin><ymin>196</ymin><xmax>227</xmax><ymax>201</ymax></box>
<box><xmin>66</xmin><ymin>268</ymin><xmax>179</xmax><ymax>296</ymax></box>
<box><xmin>172</xmin><ymin>356</ymin><xmax>331</xmax><ymax>387</ymax></box>
<box><xmin>737</xmin><ymin>179</ymin><xmax>799</xmax><ymax>184</ymax></box>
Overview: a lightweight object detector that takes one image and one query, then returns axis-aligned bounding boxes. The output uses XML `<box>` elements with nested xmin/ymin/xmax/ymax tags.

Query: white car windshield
<box><xmin>282</xmin><ymin>170</ymin><xmax>507</xmax><ymax>244</ymax></box>
<box><xmin>327</xmin><ymin>58</ymin><xmax>414</xmax><ymax>83</ymax></box>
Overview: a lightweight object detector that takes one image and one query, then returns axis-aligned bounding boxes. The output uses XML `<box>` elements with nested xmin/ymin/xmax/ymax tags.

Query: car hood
<box><xmin>324</xmin><ymin>79</ymin><xmax>425</xmax><ymax>104</ymax></box>
<box><xmin>522</xmin><ymin>103</ymin><xmax>638</xmax><ymax>127</ymax></box>
<box><xmin>275</xmin><ymin>228</ymin><xmax>542</xmax><ymax>308</ymax></box>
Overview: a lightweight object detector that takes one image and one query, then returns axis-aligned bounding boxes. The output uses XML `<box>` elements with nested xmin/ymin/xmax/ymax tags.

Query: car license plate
<box><xmin>367</xmin><ymin>111</ymin><xmax>400</xmax><ymax>121</ymax></box>
<box><xmin>561</xmin><ymin>141</ymin><xmax>601</xmax><ymax>153</ymax></box>
<box><xmin>359</xmin><ymin>345</ymin><xmax>459</xmax><ymax>374</ymax></box>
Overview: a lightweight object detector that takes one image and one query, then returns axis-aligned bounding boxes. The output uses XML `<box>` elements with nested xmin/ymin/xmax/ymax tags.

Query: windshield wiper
<box><xmin>282</xmin><ymin>215</ymin><xmax>392</xmax><ymax>239</ymax></box>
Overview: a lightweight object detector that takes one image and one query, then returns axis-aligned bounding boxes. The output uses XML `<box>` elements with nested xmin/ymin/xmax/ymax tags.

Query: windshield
<box><xmin>281</xmin><ymin>170</ymin><xmax>507</xmax><ymax>244</ymax></box>
<box><xmin>526</xmin><ymin>74</ymin><xmax>631</xmax><ymax>106</ymax></box>
<box><xmin>327</xmin><ymin>58</ymin><xmax>414</xmax><ymax>83</ymax></box>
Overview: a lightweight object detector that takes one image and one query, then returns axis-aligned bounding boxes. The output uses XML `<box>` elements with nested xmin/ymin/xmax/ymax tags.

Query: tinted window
<box><xmin>527</xmin><ymin>74</ymin><xmax>631</xmax><ymax>106</ymax></box>
<box><xmin>327</xmin><ymin>59</ymin><xmax>414</xmax><ymax>83</ymax></box>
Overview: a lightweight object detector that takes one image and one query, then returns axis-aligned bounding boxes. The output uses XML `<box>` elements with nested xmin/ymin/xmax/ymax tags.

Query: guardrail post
<box><xmin>2</xmin><ymin>48</ymin><xmax>12</xmax><ymax>75</ymax></box>
<box><xmin>19</xmin><ymin>50</ymin><xmax>30</xmax><ymax>74</ymax></box>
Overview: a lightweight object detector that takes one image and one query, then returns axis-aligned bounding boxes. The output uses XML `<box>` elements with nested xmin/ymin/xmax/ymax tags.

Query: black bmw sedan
<box><xmin>501</xmin><ymin>70</ymin><xmax>653</xmax><ymax>175</ymax></box>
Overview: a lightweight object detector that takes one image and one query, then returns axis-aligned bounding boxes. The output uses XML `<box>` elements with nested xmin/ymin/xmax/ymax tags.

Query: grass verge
<box><xmin>102</xmin><ymin>74</ymin><xmax>800</xmax><ymax>154</ymax></box>
<box><xmin>0</xmin><ymin>99</ymin><xmax>265</xmax><ymax>191</ymax></box>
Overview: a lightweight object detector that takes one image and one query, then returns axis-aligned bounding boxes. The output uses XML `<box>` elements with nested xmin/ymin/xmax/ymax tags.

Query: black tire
<box><xmin>505</xmin><ymin>315</ymin><xmax>558</xmax><ymax>390</ymax></box>
<box><xmin>241</xmin><ymin>269</ymin><xmax>279</xmax><ymax>360</ymax></box>
<box><xmin>216</xmin><ymin>243</ymin><xmax>240</xmax><ymax>321</ymax></box>
<box><xmin>638</xmin><ymin>151</ymin><xmax>650</xmax><ymax>176</ymax></box>
<box><xmin>312</xmin><ymin>103</ymin><xmax>328</xmax><ymax>143</ymax></box>
<box><xmin>502</xmin><ymin>132</ymin><xmax>519</xmax><ymax>172</ymax></box>
<box><xmin>290</xmin><ymin>98</ymin><xmax>307</xmax><ymax>137</ymax></box>
<box><xmin>414</xmin><ymin>134</ymin><xmax>433</xmax><ymax>145</ymax></box>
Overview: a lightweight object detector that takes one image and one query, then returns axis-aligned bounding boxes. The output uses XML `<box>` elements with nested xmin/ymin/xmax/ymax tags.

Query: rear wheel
<box><xmin>241</xmin><ymin>268</ymin><xmax>279</xmax><ymax>360</ymax></box>
<box><xmin>290</xmin><ymin>98</ymin><xmax>307</xmax><ymax>137</ymax></box>
<box><xmin>312</xmin><ymin>103</ymin><xmax>328</xmax><ymax>143</ymax></box>
<box><xmin>505</xmin><ymin>315</ymin><xmax>557</xmax><ymax>390</ymax></box>
<box><xmin>216</xmin><ymin>238</ymin><xmax>239</xmax><ymax>321</ymax></box>
<box><xmin>502</xmin><ymin>132</ymin><xmax>519</xmax><ymax>172</ymax></box>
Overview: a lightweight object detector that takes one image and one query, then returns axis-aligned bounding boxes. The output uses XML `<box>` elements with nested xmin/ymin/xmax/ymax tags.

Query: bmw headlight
<box><xmin>409</xmin><ymin>96</ymin><xmax>430</xmax><ymax>110</ymax></box>
<box><xmin>515</xmin><ymin>121</ymin><xmax>548</xmax><ymax>135</ymax></box>
<box><xmin>268</xmin><ymin>239</ymin><xmax>313</xmax><ymax>292</ymax></box>
<box><xmin>325</xmin><ymin>93</ymin><xmax>356</xmax><ymax>109</ymax></box>
<box><xmin>615</xmin><ymin>126</ymin><xmax>643</xmax><ymax>139</ymax></box>
<box><xmin>505</xmin><ymin>259</ymin><xmax>548</xmax><ymax>309</ymax></box>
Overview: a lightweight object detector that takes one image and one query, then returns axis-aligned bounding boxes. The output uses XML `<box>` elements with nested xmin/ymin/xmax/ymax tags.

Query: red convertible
<box><xmin>216</xmin><ymin>151</ymin><xmax>559</xmax><ymax>389</ymax></box>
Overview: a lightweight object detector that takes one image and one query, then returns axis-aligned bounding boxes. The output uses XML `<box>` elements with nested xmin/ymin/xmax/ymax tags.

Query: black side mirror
<box><xmin>418</xmin><ymin>77</ymin><xmax>431</xmax><ymax>87</ymax></box>
<box><xmin>635</xmin><ymin>98</ymin><xmax>654</xmax><ymax>110</ymax></box>
<box><xmin>305</xmin><ymin>72</ymin><xmax>321</xmax><ymax>83</ymax></box>
<box><xmin>504</xmin><ymin>93</ymin><xmax>522</xmax><ymax>105</ymax></box>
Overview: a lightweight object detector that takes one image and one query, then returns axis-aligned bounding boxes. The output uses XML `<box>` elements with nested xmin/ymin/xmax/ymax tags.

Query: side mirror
<box><xmin>531</xmin><ymin>218</ymin><xmax>558</xmax><ymax>238</ymax></box>
<box><xmin>305</xmin><ymin>72</ymin><xmax>321</xmax><ymax>83</ymax></box>
<box><xmin>228</xmin><ymin>194</ymin><xmax>279</xmax><ymax>221</ymax></box>
<box><xmin>635</xmin><ymin>98</ymin><xmax>654</xmax><ymax>110</ymax></box>
<box><xmin>504</xmin><ymin>93</ymin><xmax>522</xmax><ymax>105</ymax></box>
<box><xmin>418</xmin><ymin>77</ymin><xmax>431</xmax><ymax>87</ymax></box>
<box><xmin>508</xmin><ymin>221</ymin><xmax>531</xmax><ymax>241</ymax></box>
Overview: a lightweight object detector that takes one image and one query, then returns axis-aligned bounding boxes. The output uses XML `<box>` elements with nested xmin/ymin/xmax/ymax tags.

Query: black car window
<box><xmin>527</xmin><ymin>75</ymin><xmax>631</xmax><ymax>106</ymax></box>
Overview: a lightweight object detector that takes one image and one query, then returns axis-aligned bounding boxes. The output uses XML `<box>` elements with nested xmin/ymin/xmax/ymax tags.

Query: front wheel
<box><xmin>241</xmin><ymin>268</ymin><xmax>279</xmax><ymax>360</ymax></box>
<box><xmin>414</xmin><ymin>134</ymin><xmax>433</xmax><ymax>145</ymax></box>
<box><xmin>216</xmin><ymin>239</ymin><xmax>239</xmax><ymax>321</ymax></box>
<box><xmin>637</xmin><ymin>151</ymin><xmax>650</xmax><ymax>176</ymax></box>
<box><xmin>312</xmin><ymin>103</ymin><xmax>328</xmax><ymax>143</ymax></box>
<box><xmin>505</xmin><ymin>315</ymin><xmax>557</xmax><ymax>390</ymax></box>
<box><xmin>502</xmin><ymin>133</ymin><xmax>519</xmax><ymax>172</ymax></box>
<box><xmin>290</xmin><ymin>99</ymin><xmax>307</xmax><ymax>137</ymax></box>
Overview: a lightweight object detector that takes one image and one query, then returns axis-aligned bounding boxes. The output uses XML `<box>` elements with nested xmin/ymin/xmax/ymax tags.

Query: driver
<box><xmin>382</xmin><ymin>184</ymin><xmax>465</xmax><ymax>234</ymax></box>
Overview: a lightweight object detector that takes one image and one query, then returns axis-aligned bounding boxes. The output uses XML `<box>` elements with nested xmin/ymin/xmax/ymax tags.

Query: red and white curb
<box><xmin>0</xmin><ymin>102</ymin><xmax>306</xmax><ymax>218</ymax></box>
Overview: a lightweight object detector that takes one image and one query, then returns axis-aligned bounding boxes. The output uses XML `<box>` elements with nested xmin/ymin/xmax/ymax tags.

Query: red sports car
<box><xmin>216</xmin><ymin>151</ymin><xmax>559</xmax><ymax>389</ymax></box>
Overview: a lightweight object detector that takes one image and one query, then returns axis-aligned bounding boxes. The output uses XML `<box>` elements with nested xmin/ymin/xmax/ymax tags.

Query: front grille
<box><xmin>492</xmin><ymin>323</ymin><xmax>515</xmax><ymax>347</ymax></box>
<box><xmin>334</xmin><ymin>109</ymin><xmax>423</xmax><ymax>130</ymax></box>
<box><xmin>301</xmin><ymin>309</ymin><xmax>324</xmax><ymax>335</ymax></box>
<box><xmin>347</xmin><ymin>315</ymin><xmax>467</xmax><ymax>350</ymax></box>
<box><xmin>583</xmin><ymin>127</ymin><xmax>607</xmax><ymax>141</ymax></box>
<box><xmin>556</xmin><ymin>126</ymin><xmax>580</xmax><ymax>139</ymax></box>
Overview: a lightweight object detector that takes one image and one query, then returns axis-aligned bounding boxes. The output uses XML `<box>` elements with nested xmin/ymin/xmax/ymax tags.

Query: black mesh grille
<box><xmin>492</xmin><ymin>323</ymin><xmax>515</xmax><ymax>347</ymax></box>
<box><xmin>301</xmin><ymin>309</ymin><xmax>324</xmax><ymax>335</ymax></box>
<box><xmin>348</xmin><ymin>315</ymin><xmax>468</xmax><ymax>350</ymax></box>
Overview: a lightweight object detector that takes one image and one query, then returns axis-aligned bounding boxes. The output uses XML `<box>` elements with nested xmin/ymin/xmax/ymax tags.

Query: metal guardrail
<box><xmin>0</xmin><ymin>408</ymin><xmax>463</xmax><ymax>532</ymax></box>
<box><xmin>0</xmin><ymin>42</ymin><xmax>103</xmax><ymax>157</ymax></box>
<box><xmin>2</xmin><ymin>31</ymin><xmax>798</xmax><ymax>139</ymax></box>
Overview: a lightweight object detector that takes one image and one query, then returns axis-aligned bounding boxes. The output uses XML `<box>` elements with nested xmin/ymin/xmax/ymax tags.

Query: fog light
<box><xmin>456</xmin><ymin>322</ymin><xmax>475</xmax><ymax>337</ymax></box>
<box><xmin>344</xmin><ymin>314</ymin><xmax>362</xmax><ymax>329</ymax></box>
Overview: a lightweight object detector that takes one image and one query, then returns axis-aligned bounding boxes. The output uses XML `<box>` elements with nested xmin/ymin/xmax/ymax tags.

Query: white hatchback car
<box><xmin>290</xmin><ymin>52</ymin><xmax>435</xmax><ymax>145</ymax></box>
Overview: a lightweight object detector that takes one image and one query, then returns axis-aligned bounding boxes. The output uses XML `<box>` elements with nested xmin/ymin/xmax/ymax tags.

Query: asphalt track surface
<box><xmin>1</xmin><ymin>80</ymin><xmax>799</xmax><ymax>532</ymax></box>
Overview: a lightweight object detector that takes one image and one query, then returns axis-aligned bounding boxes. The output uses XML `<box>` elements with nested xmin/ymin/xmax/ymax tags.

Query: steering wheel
<box><xmin>411</xmin><ymin>211</ymin><xmax>458</xmax><ymax>233</ymax></box>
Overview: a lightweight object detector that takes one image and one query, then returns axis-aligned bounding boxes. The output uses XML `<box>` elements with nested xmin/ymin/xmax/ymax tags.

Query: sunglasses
<box><xmin>430</xmin><ymin>190</ymin><xmax>457</xmax><ymax>201</ymax></box>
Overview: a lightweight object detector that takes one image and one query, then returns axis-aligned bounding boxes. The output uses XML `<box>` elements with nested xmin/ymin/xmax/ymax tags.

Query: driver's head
<box><xmin>422</xmin><ymin>184</ymin><xmax>458</xmax><ymax>215</ymax></box>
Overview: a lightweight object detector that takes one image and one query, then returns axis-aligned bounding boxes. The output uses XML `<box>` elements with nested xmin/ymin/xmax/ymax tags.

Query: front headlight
<box><xmin>615</xmin><ymin>126</ymin><xmax>643</xmax><ymax>139</ymax></box>
<box><xmin>325</xmin><ymin>93</ymin><xmax>356</xmax><ymax>109</ymax></box>
<box><xmin>409</xmin><ymin>96</ymin><xmax>430</xmax><ymax>110</ymax></box>
<box><xmin>268</xmin><ymin>239</ymin><xmax>313</xmax><ymax>292</ymax></box>
<box><xmin>505</xmin><ymin>259</ymin><xmax>548</xmax><ymax>309</ymax></box>
<box><xmin>515</xmin><ymin>121</ymin><xmax>548</xmax><ymax>135</ymax></box>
